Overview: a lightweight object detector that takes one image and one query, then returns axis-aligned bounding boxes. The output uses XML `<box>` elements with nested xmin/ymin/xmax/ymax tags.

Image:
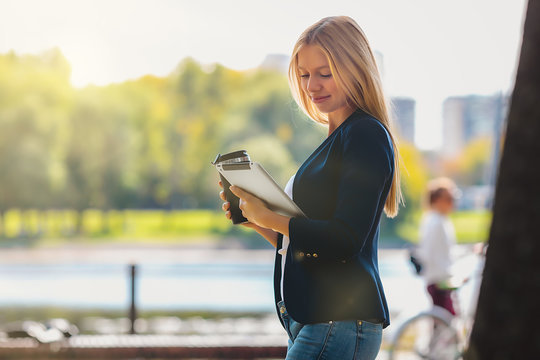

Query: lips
<box><xmin>311</xmin><ymin>95</ymin><xmax>331</xmax><ymax>104</ymax></box>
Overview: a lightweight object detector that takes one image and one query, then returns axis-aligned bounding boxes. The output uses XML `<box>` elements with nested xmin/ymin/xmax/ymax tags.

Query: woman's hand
<box><xmin>217</xmin><ymin>180</ymin><xmax>286</xmax><ymax>247</ymax></box>
<box><xmin>230</xmin><ymin>185</ymin><xmax>291</xmax><ymax>237</ymax></box>
<box><xmin>218</xmin><ymin>180</ymin><xmax>264</xmax><ymax>230</ymax></box>
<box><xmin>229</xmin><ymin>185</ymin><xmax>272</xmax><ymax>229</ymax></box>
<box><xmin>218</xmin><ymin>180</ymin><xmax>233</xmax><ymax>221</ymax></box>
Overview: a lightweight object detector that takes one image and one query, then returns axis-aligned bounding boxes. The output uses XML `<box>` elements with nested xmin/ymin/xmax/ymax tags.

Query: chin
<box><xmin>314</xmin><ymin>104</ymin><xmax>334</xmax><ymax>113</ymax></box>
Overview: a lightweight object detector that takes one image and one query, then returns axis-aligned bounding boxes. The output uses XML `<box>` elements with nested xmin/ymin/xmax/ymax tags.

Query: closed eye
<box><xmin>300</xmin><ymin>74</ymin><xmax>331</xmax><ymax>78</ymax></box>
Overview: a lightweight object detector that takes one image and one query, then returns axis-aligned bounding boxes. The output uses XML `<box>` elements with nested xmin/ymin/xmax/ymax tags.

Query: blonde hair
<box><xmin>288</xmin><ymin>16</ymin><xmax>403</xmax><ymax>217</ymax></box>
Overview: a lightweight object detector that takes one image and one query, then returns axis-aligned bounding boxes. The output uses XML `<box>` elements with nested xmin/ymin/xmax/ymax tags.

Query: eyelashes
<box><xmin>300</xmin><ymin>74</ymin><xmax>332</xmax><ymax>78</ymax></box>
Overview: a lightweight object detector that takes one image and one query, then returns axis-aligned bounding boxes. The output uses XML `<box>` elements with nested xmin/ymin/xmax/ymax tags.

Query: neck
<box><xmin>327</xmin><ymin>106</ymin><xmax>356</xmax><ymax>136</ymax></box>
<box><xmin>431</xmin><ymin>208</ymin><xmax>448</xmax><ymax>216</ymax></box>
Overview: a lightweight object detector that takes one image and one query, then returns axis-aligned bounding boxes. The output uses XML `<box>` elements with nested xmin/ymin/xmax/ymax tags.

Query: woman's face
<box><xmin>297</xmin><ymin>45</ymin><xmax>351</xmax><ymax>119</ymax></box>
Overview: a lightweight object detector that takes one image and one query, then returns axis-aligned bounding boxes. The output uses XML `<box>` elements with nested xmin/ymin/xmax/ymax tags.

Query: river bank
<box><xmin>0</xmin><ymin>242</ymin><xmax>481</xmax><ymax>326</ymax></box>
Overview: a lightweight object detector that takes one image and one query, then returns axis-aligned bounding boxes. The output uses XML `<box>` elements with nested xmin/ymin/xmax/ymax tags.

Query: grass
<box><xmin>0</xmin><ymin>208</ymin><xmax>491</xmax><ymax>246</ymax></box>
<box><xmin>0</xmin><ymin>208</ymin><xmax>252</xmax><ymax>246</ymax></box>
<box><xmin>397</xmin><ymin>209</ymin><xmax>492</xmax><ymax>245</ymax></box>
<box><xmin>452</xmin><ymin>210</ymin><xmax>492</xmax><ymax>243</ymax></box>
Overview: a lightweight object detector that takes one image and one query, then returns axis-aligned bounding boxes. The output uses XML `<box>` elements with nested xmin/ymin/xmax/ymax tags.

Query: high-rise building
<box><xmin>442</xmin><ymin>97</ymin><xmax>467</xmax><ymax>157</ymax></box>
<box><xmin>442</xmin><ymin>94</ymin><xmax>508</xmax><ymax>158</ymax></box>
<box><xmin>391</xmin><ymin>97</ymin><xmax>416</xmax><ymax>144</ymax></box>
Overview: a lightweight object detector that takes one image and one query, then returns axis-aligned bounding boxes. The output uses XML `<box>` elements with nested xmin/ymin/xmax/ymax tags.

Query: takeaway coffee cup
<box><xmin>212</xmin><ymin>150</ymin><xmax>250</xmax><ymax>224</ymax></box>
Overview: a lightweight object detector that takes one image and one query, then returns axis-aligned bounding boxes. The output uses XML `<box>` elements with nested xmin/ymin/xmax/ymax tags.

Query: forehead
<box><xmin>297</xmin><ymin>45</ymin><xmax>330</xmax><ymax>70</ymax></box>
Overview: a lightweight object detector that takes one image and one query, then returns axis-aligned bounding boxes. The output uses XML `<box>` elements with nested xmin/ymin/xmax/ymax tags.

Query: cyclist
<box><xmin>417</xmin><ymin>177</ymin><xmax>460</xmax><ymax>316</ymax></box>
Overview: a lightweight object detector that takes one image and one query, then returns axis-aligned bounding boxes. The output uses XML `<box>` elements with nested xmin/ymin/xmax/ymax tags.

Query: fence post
<box><xmin>129</xmin><ymin>263</ymin><xmax>137</xmax><ymax>334</ymax></box>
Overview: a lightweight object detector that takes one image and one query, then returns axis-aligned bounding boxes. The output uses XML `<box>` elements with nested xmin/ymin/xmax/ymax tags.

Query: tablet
<box><xmin>215</xmin><ymin>162</ymin><xmax>306</xmax><ymax>218</ymax></box>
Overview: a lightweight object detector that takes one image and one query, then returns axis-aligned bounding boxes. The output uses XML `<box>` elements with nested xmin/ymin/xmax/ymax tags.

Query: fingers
<box><xmin>226</xmin><ymin>186</ymin><xmax>257</xmax><ymax>222</ymax></box>
<box><xmin>218</xmin><ymin>182</ymin><xmax>232</xmax><ymax>220</ymax></box>
<box><xmin>229</xmin><ymin>185</ymin><xmax>247</xmax><ymax>199</ymax></box>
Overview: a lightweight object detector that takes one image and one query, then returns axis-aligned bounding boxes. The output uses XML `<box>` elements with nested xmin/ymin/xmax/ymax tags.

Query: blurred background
<box><xmin>0</xmin><ymin>0</ymin><xmax>528</xmax><ymax>357</ymax></box>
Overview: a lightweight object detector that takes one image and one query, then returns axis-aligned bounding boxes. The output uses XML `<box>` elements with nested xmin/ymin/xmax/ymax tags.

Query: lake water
<box><xmin>0</xmin><ymin>246</ymin><xmax>482</xmax><ymax>317</ymax></box>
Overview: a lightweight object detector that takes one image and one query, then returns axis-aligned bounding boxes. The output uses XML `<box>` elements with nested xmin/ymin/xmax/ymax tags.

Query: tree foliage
<box><xmin>443</xmin><ymin>137</ymin><xmax>492</xmax><ymax>186</ymax></box>
<box><xmin>0</xmin><ymin>49</ymin><xmax>432</xmax><ymax>238</ymax></box>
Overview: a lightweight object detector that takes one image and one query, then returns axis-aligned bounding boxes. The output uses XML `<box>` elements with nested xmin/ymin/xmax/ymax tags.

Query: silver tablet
<box><xmin>215</xmin><ymin>162</ymin><xmax>306</xmax><ymax>218</ymax></box>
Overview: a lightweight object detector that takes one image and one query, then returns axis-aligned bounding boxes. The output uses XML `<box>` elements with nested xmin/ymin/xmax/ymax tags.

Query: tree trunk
<box><xmin>465</xmin><ymin>1</ymin><xmax>540</xmax><ymax>358</ymax></box>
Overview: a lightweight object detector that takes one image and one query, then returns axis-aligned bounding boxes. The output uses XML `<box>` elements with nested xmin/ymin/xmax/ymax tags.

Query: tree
<box><xmin>443</xmin><ymin>137</ymin><xmax>492</xmax><ymax>186</ymax></box>
<box><xmin>64</xmin><ymin>86</ymin><xmax>137</xmax><ymax>234</ymax></box>
<box><xmin>465</xmin><ymin>1</ymin><xmax>540</xmax><ymax>358</ymax></box>
<box><xmin>0</xmin><ymin>50</ymin><xmax>334</xmax><ymax>220</ymax></box>
<box><xmin>0</xmin><ymin>49</ymin><xmax>72</xmax><ymax>236</ymax></box>
<box><xmin>382</xmin><ymin>141</ymin><xmax>429</xmax><ymax>240</ymax></box>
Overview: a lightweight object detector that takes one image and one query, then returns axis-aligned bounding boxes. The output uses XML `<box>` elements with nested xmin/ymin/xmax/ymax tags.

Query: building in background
<box><xmin>391</xmin><ymin>97</ymin><xmax>416</xmax><ymax>144</ymax></box>
<box><xmin>442</xmin><ymin>94</ymin><xmax>508</xmax><ymax>158</ymax></box>
<box><xmin>441</xmin><ymin>93</ymin><xmax>509</xmax><ymax>210</ymax></box>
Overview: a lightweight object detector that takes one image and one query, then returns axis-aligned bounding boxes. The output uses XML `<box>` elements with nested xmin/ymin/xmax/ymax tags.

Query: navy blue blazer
<box><xmin>273</xmin><ymin>109</ymin><xmax>393</xmax><ymax>328</ymax></box>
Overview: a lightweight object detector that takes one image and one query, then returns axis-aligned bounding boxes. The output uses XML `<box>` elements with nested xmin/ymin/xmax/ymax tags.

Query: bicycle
<box><xmin>386</xmin><ymin>249</ymin><xmax>484</xmax><ymax>360</ymax></box>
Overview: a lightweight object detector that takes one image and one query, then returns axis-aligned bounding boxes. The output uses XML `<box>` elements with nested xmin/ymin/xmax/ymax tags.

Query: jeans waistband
<box><xmin>277</xmin><ymin>300</ymin><xmax>383</xmax><ymax>325</ymax></box>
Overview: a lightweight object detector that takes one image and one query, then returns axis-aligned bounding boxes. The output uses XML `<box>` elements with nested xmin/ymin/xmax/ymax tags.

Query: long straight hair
<box><xmin>288</xmin><ymin>16</ymin><xmax>403</xmax><ymax>217</ymax></box>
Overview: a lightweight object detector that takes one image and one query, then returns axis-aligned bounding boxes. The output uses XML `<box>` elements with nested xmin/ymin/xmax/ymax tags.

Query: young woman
<box><xmin>218</xmin><ymin>16</ymin><xmax>402</xmax><ymax>359</ymax></box>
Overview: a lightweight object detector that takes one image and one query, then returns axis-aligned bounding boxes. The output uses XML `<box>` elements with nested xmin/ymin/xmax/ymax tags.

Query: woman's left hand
<box><xmin>229</xmin><ymin>185</ymin><xmax>272</xmax><ymax>229</ymax></box>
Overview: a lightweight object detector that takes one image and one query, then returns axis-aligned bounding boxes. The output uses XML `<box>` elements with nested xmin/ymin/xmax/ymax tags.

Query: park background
<box><xmin>0</xmin><ymin>0</ymin><xmax>528</xmax><ymax>356</ymax></box>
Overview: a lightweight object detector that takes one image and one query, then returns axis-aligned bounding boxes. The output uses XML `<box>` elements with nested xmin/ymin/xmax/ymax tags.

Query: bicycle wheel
<box><xmin>388</xmin><ymin>312</ymin><xmax>460</xmax><ymax>360</ymax></box>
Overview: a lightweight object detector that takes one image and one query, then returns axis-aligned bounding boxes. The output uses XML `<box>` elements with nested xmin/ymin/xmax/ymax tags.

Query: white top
<box><xmin>417</xmin><ymin>210</ymin><xmax>456</xmax><ymax>285</ymax></box>
<box><xmin>279</xmin><ymin>173</ymin><xmax>296</xmax><ymax>300</ymax></box>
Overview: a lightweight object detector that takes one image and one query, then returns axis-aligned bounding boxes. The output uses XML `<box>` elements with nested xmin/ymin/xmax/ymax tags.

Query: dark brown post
<box><xmin>129</xmin><ymin>264</ymin><xmax>137</xmax><ymax>334</ymax></box>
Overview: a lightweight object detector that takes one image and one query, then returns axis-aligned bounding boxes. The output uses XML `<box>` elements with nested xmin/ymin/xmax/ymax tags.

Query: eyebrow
<box><xmin>298</xmin><ymin>65</ymin><xmax>330</xmax><ymax>71</ymax></box>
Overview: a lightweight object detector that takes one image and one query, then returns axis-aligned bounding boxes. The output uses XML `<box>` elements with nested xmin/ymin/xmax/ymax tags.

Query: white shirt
<box><xmin>279</xmin><ymin>173</ymin><xmax>296</xmax><ymax>300</ymax></box>
<box><xmin>417</xmin><ymin>210</ymin><xmax>456</xmax><ymax>285</ymax></box>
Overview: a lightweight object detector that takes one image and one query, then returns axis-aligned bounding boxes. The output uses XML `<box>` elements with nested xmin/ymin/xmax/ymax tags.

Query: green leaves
<box><xmin>0</xmin><ymin>50</ymin><xmax>317</xmax><ymax>215</ymax></box>
<box><xmin>0</xmin><ymin>49</ymin><xmax>442</xmax><ymax>241</ymax></box>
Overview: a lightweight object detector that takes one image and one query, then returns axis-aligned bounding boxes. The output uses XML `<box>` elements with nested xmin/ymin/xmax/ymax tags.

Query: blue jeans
<box><xmin>277</xmin><ymin>301</ymin><xmax>382</xmax><ymax>360</ymax></box>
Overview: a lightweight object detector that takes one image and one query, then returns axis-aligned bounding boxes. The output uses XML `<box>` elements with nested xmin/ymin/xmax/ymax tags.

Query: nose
<box><xmin>306</xmin><ymin>76</ymin><xmax>322</xmax><ymax>93</ymax></box>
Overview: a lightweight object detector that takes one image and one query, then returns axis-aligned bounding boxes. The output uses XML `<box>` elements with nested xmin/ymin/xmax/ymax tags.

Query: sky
<box><xmin>0</xmin><ymin>0</ymin><xmax>528</xmax><ymax>150</ymax></box>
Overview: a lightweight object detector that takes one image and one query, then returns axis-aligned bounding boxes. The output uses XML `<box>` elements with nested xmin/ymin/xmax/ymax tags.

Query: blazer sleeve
<box><xmin>288</xmin><ymin>121</ymin><xmax>393</xmax><ymax>261</ymax></box>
